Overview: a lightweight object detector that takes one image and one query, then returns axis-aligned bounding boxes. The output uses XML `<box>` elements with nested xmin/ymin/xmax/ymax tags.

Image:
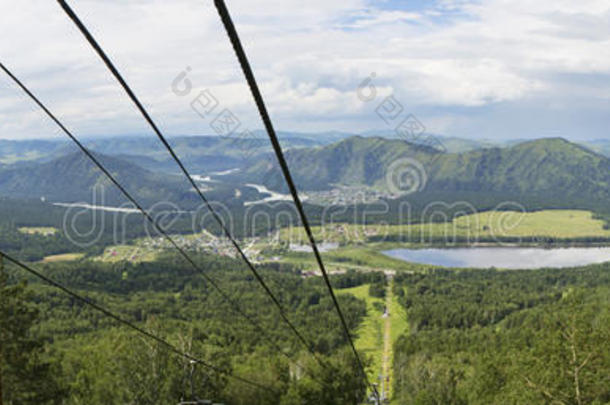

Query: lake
<box><xmin>383</xmin><ymin>247</ymin><xmax>610</xmax><ymax>269</ymax></box>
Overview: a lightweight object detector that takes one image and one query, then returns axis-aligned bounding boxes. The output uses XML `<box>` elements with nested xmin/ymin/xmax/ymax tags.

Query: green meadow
<box><xmin>279</xmin><ymin>209</ymin><xmax>610</xmax><ymax>244</ymax></box>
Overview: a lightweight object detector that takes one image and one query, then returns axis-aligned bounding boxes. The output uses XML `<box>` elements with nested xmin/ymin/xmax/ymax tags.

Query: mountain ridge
<box><xmin>239</xmin><ymin>136</ymin><xmax>610</xmax><ymax>203</ymax></box>
<box><xmin>0</xmin><ymin>151</ymin><xmax>193</xmax><ymax>206</ymax></box>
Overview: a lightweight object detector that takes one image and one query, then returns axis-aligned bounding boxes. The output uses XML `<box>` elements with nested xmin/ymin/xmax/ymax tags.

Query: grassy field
<box><xmin>278</xmin><ymin>210</ymin><xmax>610</xmax><ymax>245</ymax></box>
<box><xmin>273</xmin><ymin>245</ymin><xmax>418</xmax><ymax>273</ymax></box>
<box><xmin>389</xmin><ymin>282</ymin><xmax>408</xmax><ymax>344</ymax></box>
<box><xmin>337</xmin><ymin>281</ymin><xmax>409</xmax><ymax>400</ymax></box>
<box><xmin>93</xmin><ymin>245</ymin><xmax>158</xmax><ymax>263</ymax></box>
<box><xmin>387</xmin><ymin>280</ymin><xmax>408</xmax><ymax>400</ymax></box>
<box><xmin>18</xmin><ymin>226</ymin><xmax>58</xmax><ymax>236</ymax></box>
<box><xmin>324</xmin><ymin>247</ymin><xmax>414</xmax><ymax>270</ymax></box>
<box><xmin>41</xmin><ymin>253</ymin><xmax>85</xmax><ymax>263</ymax></box>
<box><xmin>337</xmin><ymin>284</ymin><xmax>385</xmax><ymax>383</ymax></box>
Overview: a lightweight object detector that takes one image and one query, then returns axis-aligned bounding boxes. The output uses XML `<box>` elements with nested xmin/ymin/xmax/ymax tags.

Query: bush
<box><xmin>369</xmin><ymin>282</ymin><xmax>386</xmax><ymax>298</ymax></box>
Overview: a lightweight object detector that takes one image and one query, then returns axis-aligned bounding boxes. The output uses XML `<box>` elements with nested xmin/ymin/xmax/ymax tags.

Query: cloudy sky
<box><xmin>0</xmin><ymin>0</ymin><xmax>609</xmax><ymax>141</ymax></box>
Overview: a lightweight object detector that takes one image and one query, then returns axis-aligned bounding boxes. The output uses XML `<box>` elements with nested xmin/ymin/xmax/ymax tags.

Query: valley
<box><xmin>1</xmin><ymin>134</ymin><xmax>609</xmax><ymax>405</ymax></box>
<box><xmin>2</xmin><ymin>2</ymin><xmax>610</xmax><ymax>403</ymax></box>
<box><xmin>1</xmin><ymin>135</ymin><xmax>609</xmax><ymax>207</ymax></box>
<box><xmin>4</xmin><ymin>205</ymin><xmax>609</xmax><ymax>404</ymax></box>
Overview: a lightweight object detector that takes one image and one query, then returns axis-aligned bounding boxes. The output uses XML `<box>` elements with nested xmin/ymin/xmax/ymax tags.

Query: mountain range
<box><xmin>1</xmin><ymin>132</ymin><xmax>609</xmax><ymax>166</ymax></box>
<box><xmin>238</xmin><ymin>136</ymin><xmax>610</xmax><ymax>203</ymax></box>
<box><xmin>0</xmin><ymin>151</ymin><xmax>195</xmax><ymax>206</ymax></box>
<box><xmin>0</xmin><ymin>135</ymin><xmax>608</xmax><ymax>209</ymax></box>
<box><xmin>0</xmin><ymin>134</ymin><xmax>323</xmax><ymax>168</ymax></box>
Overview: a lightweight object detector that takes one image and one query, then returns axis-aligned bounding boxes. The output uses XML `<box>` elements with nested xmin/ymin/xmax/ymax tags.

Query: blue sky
<box><xmin>0</xmin><ymin>0</ymin><xmax>608</xmax><ymax>142</ymax></box>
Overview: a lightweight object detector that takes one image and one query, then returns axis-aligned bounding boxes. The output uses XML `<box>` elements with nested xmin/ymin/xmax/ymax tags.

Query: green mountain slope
<box><xmin>428</xmin><ymin>138</ymin><xmax>609</xmax><ymax>198</ymax></box>
<box><xmin>242</xmin><ymin>136</ymin><xmax>610</xmax><ymax>203</ymax></box>
<box><xmin>240</xmin><ymin>136</ymin><xmax>438</xmax><ymax>191</ymax></box>
<box><xmin>0</xmin><ymin>151</ymin><xmax>194</xmax><ymax>206</ymax></box>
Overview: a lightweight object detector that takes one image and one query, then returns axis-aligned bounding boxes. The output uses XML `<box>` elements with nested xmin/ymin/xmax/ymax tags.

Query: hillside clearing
<box><xmin>42</xmin><ymin>253</ymin><xmax>85</xmax><ymax>262</ymax></box>
<box><xmin>337</xmin><ymin>284</ymin><xmax>385</xmax><ymax>383</ymax></box>
<box><xmin>18</xmin><ymin>226</ymin><xmax>58</xmax><ymax>236</ymax></box>
<box><xmin>94</xmin><ymin>245</ymin><xmax>158</xmax><ymax>263</ymax></box>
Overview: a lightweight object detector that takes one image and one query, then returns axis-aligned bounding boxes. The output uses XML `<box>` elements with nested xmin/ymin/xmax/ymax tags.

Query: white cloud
<box><xmin>0</xmin><ymin>0</ymin><xmax>608</xmax><ymax>140</ymax></box>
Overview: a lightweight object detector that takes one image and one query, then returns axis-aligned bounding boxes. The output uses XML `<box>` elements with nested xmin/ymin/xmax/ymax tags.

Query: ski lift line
<box><xmin>0</xmin><ymin>60</ymin><xmax>272</xmax><ymax>351</ymax></box>
<box><xmin>212</xmin><ymin>0</ymin><xmax>377</xmax><ymax>399</ymax></box>
<box><xmin>56</xmin><ymin>0</ymin><xmax>329</xmax><ymax>373</ymax></box>
<box><xmin>0</xmin><ymin>62</ymin><xmax>322</xmax><ymax>386</ymax></box>
<box><xmin>0</xmin><ymin>250</ymin><xmax>273</xmax><ymax>394</ymax></box>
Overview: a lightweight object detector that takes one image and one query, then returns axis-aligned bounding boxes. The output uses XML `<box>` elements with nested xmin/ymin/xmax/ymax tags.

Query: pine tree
<box><xmin>0</xmin><ymin>257</ymin><xmax>63</xmax><ymax>404</ymax></box>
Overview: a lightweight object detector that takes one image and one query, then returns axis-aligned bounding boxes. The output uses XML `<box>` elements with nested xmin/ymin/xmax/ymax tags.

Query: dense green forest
<box><xmin>0</xmin><ymin>253</ymin><xmax>384</xmax><ymax>404</ymax></box>
<box><xmin>2</xmin><ymin>233</ymin><xmax>610</xmax><ymax>404</ymax></box>
<box><xmin>392</xmin><ymin>263</ymin><xmax>610</xmax><ymax>404</ymax></box>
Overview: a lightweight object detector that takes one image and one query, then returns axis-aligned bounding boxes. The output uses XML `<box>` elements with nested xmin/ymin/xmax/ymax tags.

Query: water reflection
<box><xmin>383</xmin><ymin>247</ymin><xmax>610</xmax><ymax>269</ymax></box>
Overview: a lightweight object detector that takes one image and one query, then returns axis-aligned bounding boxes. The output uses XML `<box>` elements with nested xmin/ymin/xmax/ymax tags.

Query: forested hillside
<box><xmin>1</xmin><ymin>253</ymin><xmax>378</xmax><ymax>404</ymax></box>
<box><xmin>242</xmin><ymin>136</ymin><xmax>610</xmax><ymax>204</ymax></box>
<box><xmin>0</xmin><ymin>152</ymin><xmax>266</xmax><ymax>207</ymax></box>
<box><xmin>392</xmin><ymin>263</ymin><xmax>610</xmax><ymax>404</ymax></box>
<box><xmin>0</xmin><ymin>151</ymin><xmax>194</xmax><ymax>205</ymax></box>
